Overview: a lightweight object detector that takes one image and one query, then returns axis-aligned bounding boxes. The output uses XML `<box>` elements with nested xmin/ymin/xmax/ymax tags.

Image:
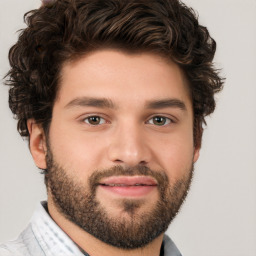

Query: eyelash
<box><xmin>82</xmin><ymin>115</ymin><xmax>174</xmax><ymax>126</ymax></box>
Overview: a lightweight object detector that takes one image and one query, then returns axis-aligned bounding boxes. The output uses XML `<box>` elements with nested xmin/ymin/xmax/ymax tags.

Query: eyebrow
<box><xmin>65</xmin><ymin>97</ymin><xmax>116</xmax><ymax>109</ymax></box>
<box><xmin>145</xmin><ymin>98</ymin><xmax>187</xmax><ymax>111</ymax></box>
<box><xmin>64</xmin><ymin>96</ymin><xmax>187</xmax><ymax>111</ymax></box>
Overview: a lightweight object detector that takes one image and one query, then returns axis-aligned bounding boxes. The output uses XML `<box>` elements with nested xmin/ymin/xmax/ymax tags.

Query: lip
<box><xmin>98</xmin><ymin>176</ymin><xmax>157</xmax><ymax>197</ymax></box>
<box><xmin>99</xmin><ymin>175</ymin><xmax>157</xmax><ymax>186</ymax></box>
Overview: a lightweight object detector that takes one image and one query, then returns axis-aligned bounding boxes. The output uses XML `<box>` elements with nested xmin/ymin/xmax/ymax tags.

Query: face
<box><xmin>34</xmin><ymin>49</ymin><xmax>199</xmax><ymax>248</ymax></box>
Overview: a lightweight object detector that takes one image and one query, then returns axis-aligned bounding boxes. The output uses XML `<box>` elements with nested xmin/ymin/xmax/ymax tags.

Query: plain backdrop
<box><xmin>0</xmin><ymin>0</ymin><xmax>256</xmax><ymax>255</ymax></box>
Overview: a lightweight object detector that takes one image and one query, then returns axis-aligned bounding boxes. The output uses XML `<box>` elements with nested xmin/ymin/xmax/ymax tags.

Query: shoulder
<box><xmin>0</xmin><ymin>239</ymin><xmax>27</xmax><ymax>256</ymax></box>
<box><xmin>0</xmin><ymin>224</ymin><xmax>43</xmax><ymax>256</ymax></box>
<box><xmin>0</xmin><ymin>247</ymin><xmax>12</xmax><ymax>256</ymax></box>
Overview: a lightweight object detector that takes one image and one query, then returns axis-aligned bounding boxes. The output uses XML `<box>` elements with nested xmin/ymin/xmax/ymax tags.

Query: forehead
<box><xmin>56</xmin><ymin>49</ymin><xmax>192</xmax><ymax>109</ymax></box>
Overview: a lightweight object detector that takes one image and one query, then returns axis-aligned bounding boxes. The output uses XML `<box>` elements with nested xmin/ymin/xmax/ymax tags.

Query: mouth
<box><xmin>101</xmin><ymin>183</ymin><xmax>155</xmax><ymax>187</ymax></box>
<box><xmin>97</xmin><ymin>176</ymin><xmax>157</xmax><ymax>197</ymax></box>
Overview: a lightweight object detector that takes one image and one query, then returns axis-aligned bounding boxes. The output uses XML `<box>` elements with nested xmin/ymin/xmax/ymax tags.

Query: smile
<box><xmin>101</xmin><ymin>183</ymin><xmax>155</xmax><ymax>187</ymax></box>
<box><xmin>98</xmin><ymin>176</ymin><xmax>157</xmax><ymax>197</ymax></box>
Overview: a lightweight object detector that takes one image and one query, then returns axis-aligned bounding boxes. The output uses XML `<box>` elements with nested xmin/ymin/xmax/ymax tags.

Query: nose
<box><xmin>107</xmin><ymin>120</ymin><xmax>151</xmax><ymax>167</ymax></box>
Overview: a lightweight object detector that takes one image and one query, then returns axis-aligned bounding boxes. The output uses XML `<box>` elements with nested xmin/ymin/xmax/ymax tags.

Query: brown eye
<box><xmin>84</xmin><ymin>116</ymin><xmax>105</xmax><ymax>125</ymax></box>
<box><xmin>149</xmin><ymin>116</ymin><xmax>171</xmax><ymax>126</ymax></box>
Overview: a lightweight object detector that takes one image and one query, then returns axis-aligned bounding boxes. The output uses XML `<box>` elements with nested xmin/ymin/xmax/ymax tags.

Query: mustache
<box><xmin>89</xmin><ymin>165</ymin><xmax>169</xmax><ymax>194</ymax></box>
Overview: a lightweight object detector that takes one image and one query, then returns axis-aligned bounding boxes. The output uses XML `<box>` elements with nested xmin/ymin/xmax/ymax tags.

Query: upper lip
<box><xmin>99</xmin><ymin>176</ymin><xmax>158</xmax><ymax>186</ymax></box>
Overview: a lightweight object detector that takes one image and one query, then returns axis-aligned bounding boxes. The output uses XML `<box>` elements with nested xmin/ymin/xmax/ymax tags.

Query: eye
<box><xmin>148</xmin><ymin>116</ymin><xmax>172</xmax><ymax>126</ymax></box>
<box><xmin>84</xmin><ymin>116</ymin><xmax>106</xmax><ymax>126</ymax></box>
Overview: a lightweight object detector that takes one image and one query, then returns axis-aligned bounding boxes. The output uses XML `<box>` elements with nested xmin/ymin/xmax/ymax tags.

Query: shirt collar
<box><xmin>30</xmin><ymin>201</ymin><xmax>181</xmax><ymax>256</ymax></box>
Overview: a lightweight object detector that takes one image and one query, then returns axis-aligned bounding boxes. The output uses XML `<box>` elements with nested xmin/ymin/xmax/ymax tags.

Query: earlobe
<box><xmin>27</xmin><ymin>119</ymin><xmax>47</xmax><ymax>169</ymax></box>
<box><xmin>193</xmin><ymin>147</ymin><xmax>200</xmax><ymax>163</ymax></box>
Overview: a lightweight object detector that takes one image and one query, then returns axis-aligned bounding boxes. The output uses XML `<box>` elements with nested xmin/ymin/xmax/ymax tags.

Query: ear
<box><xmin>27</xmin><ymin>119</ymin><xmax>47</xmax><ymax>169</ymax></box>
<box><xmin>193</xmin><ymin>146</ymin><xmax>200</xmax><ymax>163</ymax></box>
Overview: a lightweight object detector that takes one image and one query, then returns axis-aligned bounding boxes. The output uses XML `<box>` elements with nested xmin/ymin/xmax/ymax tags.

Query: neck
<box><xmin>47</xmin><ymin>198</ymin><xmax>164</xmax><ymax>256</ymax></box>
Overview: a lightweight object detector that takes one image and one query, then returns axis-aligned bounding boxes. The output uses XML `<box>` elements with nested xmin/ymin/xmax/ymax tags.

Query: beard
<box><xmin>45</xmin><ymin>146</ymin><xmax>194</xmax><ymax>250</ymax></box>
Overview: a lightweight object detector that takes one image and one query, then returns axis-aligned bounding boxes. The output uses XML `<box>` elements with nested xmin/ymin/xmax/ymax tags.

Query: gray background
<box><xmin>0</xmin><ymin>0</ymin><xmax>256</xmax><ymax>255</ymax></box>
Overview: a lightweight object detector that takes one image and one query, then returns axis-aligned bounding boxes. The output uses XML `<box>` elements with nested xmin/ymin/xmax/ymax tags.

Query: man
<box><xmin>0</xmin><ymin>0</ymin><xmax>223</xmax><ymax>255</ymax></box>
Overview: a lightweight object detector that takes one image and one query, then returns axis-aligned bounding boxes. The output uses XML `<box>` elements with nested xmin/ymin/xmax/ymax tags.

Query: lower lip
<box><xmin>99</xmin><ymin>185</ymin><xmax>156</xmax><ymax>197</ymax></box>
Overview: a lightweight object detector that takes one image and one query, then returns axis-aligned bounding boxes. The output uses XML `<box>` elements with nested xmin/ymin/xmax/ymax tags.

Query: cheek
<box><xmin>48</xmin><ymin>120</ymin><xmax>107</xmax><ymax>178</ymax></box>
<box><xmin>154</xmin><ymin>132</ymin><xmax>194</xmax><ymax>180</ymax></box>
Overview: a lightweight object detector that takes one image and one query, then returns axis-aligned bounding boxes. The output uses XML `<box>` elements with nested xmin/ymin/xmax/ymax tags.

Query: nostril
<box><xmin>114</xmin><ymin>159</ymin><xmax>123</xmax><ymax>163</ymax></box>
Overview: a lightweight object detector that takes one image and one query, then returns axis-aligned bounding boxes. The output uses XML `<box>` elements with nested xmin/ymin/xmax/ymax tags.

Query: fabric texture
<box><xmin>0</xmin><ymin>201</ymin><xmax>182</xmax><ymax>256</ymax></box>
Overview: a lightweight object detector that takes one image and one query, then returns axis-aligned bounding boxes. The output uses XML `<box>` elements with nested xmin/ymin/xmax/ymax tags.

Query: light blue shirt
<box><xmin>0</xmin><ymin>202</ymin><xmax>182</xmax><ymax>256</ymax></box>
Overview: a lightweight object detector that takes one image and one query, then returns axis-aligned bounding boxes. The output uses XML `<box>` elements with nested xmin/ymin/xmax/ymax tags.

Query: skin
<box><xmin>28</xmin><ymin>49</ymin><xmax>200</xmax><ymax>256</ymax></box>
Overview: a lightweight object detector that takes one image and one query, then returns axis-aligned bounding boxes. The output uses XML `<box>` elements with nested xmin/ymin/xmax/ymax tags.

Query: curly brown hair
<box><xmin>6</xmin><ymin>0</ymin><xmax>223</xmax><ymax>148</ymax></box>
